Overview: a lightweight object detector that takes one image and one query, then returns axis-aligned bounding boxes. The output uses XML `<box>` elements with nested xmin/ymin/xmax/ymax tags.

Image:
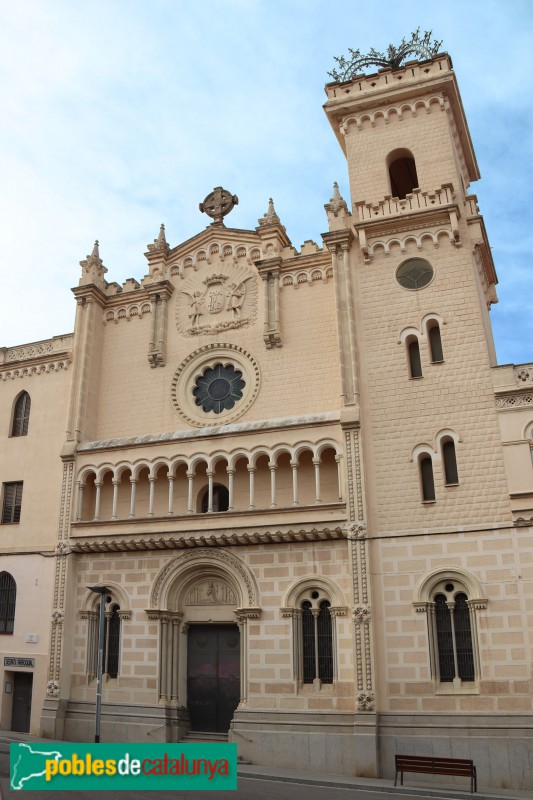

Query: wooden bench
<box><xmin>394</xmin><ymin>754</ymin><xmax>477</xmax><ymax>793</ymax></box>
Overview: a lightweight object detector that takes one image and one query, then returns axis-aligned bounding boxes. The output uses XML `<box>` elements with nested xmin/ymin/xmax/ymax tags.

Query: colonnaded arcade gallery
<box><xmin>1</xmin><ymin>36</ymin><xmax>532</xmax><ymax>791</ymax></box>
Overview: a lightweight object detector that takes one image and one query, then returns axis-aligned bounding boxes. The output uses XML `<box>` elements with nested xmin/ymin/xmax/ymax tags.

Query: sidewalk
<box><xmin>238</xmin><ymin>763</ymin><xmax>531</xmax><ymax>800</ymax></box>
<box><xmin>0</xmin><ymin>730</ymin><xmax>530</xmax><ymax>800</ymax></box>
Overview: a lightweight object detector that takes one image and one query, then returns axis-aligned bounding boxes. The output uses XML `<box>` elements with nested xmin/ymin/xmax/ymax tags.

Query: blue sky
<box><xmin>1</xmin><ymin>0</ymin><xmax>532</xmax><ymax>364</ymax></box>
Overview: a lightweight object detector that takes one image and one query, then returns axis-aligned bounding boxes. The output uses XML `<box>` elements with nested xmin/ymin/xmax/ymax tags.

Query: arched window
<box><xmin>200</xmin><ymin>484</ymin><xmax>229</xmax><ymax>513</ymax></box>
<box><xmin>388</xmin><ymin>150</ymin><xmax>419</xmax><ymax>199</ymax></box>
<box><xmin>419</xmin><ymin>455</ymin><xmax>435</xmax><ymax>502</ymax></box>
<box><xmin>414</xmin><ymin>571</ymin><xmax>485</xmax><ymax>688</ymax></box>
<box><xmin>435</xmin><ymin>592</ymin><xmax>474</xmax><ymax>682</ymax></box>
<box><xmin>0</xmin><ymin>572</ymin><xmax>16</xmax><ymax>634</ymax></box>
<box><xmin>407</xmin><ymin>337</ymin><xmax>423</xmax><ymax>378</ymax></box>
<box><xmin>283</xmin><ymin>580</ymin><xmax>344</xmax><ymax>688</ymax></box>
<box><xmin>428</xmin><ymin>322</ymin><xmax>444</xmax><ymax>363</ymax></box>
<box><xmin>300</xmin><ymin>595</ymin><xmax>333</xmax><ymax>684</ymax></box>
<box><xmin>11</xmin><ymin>392</ymin><xmax>31</xmax><ymax>436</ymax></box>
<box><xmin>86</xmin><ymin>594</ymin><xmax>123</xmax><ymax>679</ymax></box>
<box><xmin>442</xmin><ymin>439</ymin><xmax>459</xmax><ymax>485</ymax></box>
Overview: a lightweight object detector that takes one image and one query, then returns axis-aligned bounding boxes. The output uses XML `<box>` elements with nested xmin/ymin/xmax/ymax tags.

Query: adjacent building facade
<box><xmin>1</xmin><ymin>49</ymin><xmax>532</xmax><ymax>791</ymax></box>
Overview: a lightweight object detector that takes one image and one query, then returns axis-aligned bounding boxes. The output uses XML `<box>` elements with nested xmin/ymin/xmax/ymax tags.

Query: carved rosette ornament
<box><xmin>347</xmin><ymin>522</ymin><xmax>367</xmax><ymax>540</ymax></box>
<box><xmin>357</xmin><ymin>691</ymin><xmax>375</xmax><ymax>712</ymax></box>
<box><xmin>47</xmin><ymin>680</ymin><xmax>61</xmax><ymax>698</ymax></box>
<box><xmin>353</xmin><ymin>604</ymin><xmax>371</xmax><ymax>625</ymax></box>
<box><xmin>51</xmin><ymin>610</ymin><xmax>64</xmax><ymax>625</ymax></box>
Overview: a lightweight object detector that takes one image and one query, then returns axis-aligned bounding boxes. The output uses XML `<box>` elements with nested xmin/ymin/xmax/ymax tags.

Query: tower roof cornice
<box><xmin>323</xmin><ymin>54</ymin><xmax>480</xmax><ymax>182</ymax></box>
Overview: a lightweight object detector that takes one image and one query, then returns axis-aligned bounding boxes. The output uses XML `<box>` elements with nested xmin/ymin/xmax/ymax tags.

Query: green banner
<box><xmin>10</xmin><ymin>742</ymin><xmax>237</xmax><ymax>791</ymax></box>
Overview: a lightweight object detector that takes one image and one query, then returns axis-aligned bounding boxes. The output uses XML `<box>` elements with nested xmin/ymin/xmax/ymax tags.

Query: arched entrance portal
<box><xmin>148</xmin><ymin>550</ymin><xmax>261</xmax><ymax>737</ymax></box>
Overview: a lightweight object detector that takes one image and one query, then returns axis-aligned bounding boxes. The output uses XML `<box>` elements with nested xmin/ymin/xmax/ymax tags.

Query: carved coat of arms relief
<box><xmin>176</xmin><ymin>263</ymin><xmax>258</xmax><ymax>336</ymax></box>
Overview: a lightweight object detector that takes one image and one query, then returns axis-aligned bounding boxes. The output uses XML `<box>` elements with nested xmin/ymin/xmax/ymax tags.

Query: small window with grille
<box><xmin>0</xmin><ymin>572</ymin><xmax>16</xmax><ymax>634</ymax></box>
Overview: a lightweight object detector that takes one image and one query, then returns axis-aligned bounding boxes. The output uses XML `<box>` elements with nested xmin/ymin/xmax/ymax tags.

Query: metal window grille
<box><xmin>0</xmin><ymin>572</ymin><xmax>16</xmax><ymax>634</ymax></box>
<box><xmin>435</xmin><ymin>594</ymin><xmax>455</xmax><ymax>681</ymax></box>
<box><xmin>12</xmin><ymin>392</ymin><xmax>31</xmax><ymax>436</ymax></box>
<box><xmin>454</xmin><ymin>593</ymin><xmax>475</xmax><ymax>681</ymax></box>
<box><xmin>2</xmin><ymin>482</ymin><xmax>23</xmax><ymax>524</ymax></box>
<box><xmin>317</xmin><ymin>600</ymin><xmax>333</xmax><ymax>683</ymax></box>
<box><xmin>301</xmin><ymin>601</ymin><xmax>315</xmax><ymax>683</ymax></box>
<box><xmin>105</xmin><ymin>605</ymin><xmax>121</xmax><ymax>678</ymax></box>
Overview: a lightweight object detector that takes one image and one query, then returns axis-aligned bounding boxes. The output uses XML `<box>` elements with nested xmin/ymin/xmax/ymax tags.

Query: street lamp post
<box><xmin>87</xmin><ymin>585</ymin><xmax>111</xmax><ymax>743</ymax></box>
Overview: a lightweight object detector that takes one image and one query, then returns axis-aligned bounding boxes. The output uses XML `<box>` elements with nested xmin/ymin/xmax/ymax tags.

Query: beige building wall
<box><xmin>0</xmin><ymin>336</ymin><xmax>72</xmax><ymax>733</ymax></box>
<box><xmin>1</xmin><ymin>50</ymin><xmax>531</xmax><ymax>793</ymax></box>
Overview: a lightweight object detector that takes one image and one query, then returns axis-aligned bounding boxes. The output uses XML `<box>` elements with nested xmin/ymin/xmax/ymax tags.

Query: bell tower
<box><xmin>323</xmin><ymin>35</ymin><xmax>510</xmax><ymax>536</ymax></box>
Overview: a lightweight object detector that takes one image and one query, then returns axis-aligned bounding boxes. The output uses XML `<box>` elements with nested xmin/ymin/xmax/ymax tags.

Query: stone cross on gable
<box><xmin>199</xmin><ymin>187</ymin><xmax>239</xmax><ymax>225</ymax></box>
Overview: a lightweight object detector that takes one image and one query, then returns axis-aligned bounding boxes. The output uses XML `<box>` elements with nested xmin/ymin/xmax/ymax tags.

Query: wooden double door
<box><xmin>187</xmin><ymin>625</ymin><xmax>240</xmax><ymax>732</ymax></box>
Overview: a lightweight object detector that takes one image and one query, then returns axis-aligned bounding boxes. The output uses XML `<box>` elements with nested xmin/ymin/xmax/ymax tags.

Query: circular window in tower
<box><xmin>396</xmin><ymin>258</ymin><xmax>434</xmax><ymax>290</ymax></box>
<box><xmin>193</xmin><ymin>363</ymin><xmax>245</xmax><ymax>414</ymax></box>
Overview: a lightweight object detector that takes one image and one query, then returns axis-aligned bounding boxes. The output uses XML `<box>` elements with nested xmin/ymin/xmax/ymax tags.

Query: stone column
<box><xmin>248</xmin><ymin>466</ymin><xmax>256</xmax><ymax>510</ymax></box>
<box><xmin>207</xmin><ymin>470</ymin><xmax>214</xmax><ymax>512</ymax></box>
<box><xmin>227</xmin><ymin>468</ymin><xmax>235</xmax><ymax>511</ymax></box>
<box><xmin>290</xmin><ymin>460</ymin><xmax>299</xmax><ymax>506</ymax></box>
<box><xmin>269</xmin><ymin>462</ymin><xmax>277</xmax><ymax>508</ymax></box>
<box><xmin>93</xmin><ymin>481</ymin><xmax>102</xmax><ymax>521</ymax></box>
<box><xmin>129</xmin><ymin>477</ymin><xmax>137</xmax><ymax>519</ymax></box>
<box><xmin>148</xmin><ymin>477</ymin><xmax>156</xmax><ymax>517</ymax></box>
<box><xmin>167</xmin><ymin>475</ymin><xmax>175</xmax><ymax>516</ymax></box>
<box><xmin>313</xmin><ymin>457</ymin><xmax>321</xmax><ymax>504</ymax></box>
<box><xmin>111</xmin><ymin>479</ymin><xmax>119</xmax><ymax>520</ymax></box>
<box><xmin>76</xmin><ymin>482</ymin><xmax>84</xmax><ymax>522</ymax></box>
<box><xmin>187</xmin><ymin>472</ymin><xmax>195</xmax><ymax>514</ymax></box>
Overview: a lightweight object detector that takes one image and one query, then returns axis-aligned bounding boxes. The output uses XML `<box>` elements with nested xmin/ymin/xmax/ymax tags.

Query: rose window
<box><xmin>193</xmin><ymin>363</ymin><xmax>245</xmax><ymax>414</ymax></box>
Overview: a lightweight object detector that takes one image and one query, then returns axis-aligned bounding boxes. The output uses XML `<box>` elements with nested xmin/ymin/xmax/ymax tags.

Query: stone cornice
<box><xmin>0</xmin><ymin>354</ymin><xmax>72</xmax><ymax>380</ymax></box>
<box><xmin>77</xmin><ymin>411</ymin><xmax>341</xmax><ymax>453</ymax></box>
<box><xmin>69</xmin><ymin>525</ymin><xmax>347</xmax><ymax>553</ymax></box>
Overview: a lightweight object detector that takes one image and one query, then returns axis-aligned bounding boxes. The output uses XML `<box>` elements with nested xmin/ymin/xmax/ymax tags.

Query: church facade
<box><xmin>1</xmin><ymin>48</ymin><xmax>532</xmax><ymax>791</ymax></box>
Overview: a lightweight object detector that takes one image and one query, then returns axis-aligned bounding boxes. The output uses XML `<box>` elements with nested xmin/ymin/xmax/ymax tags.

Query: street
<box><xmin>0</xmin><ymin>775</ymin><xmax>448</xmax><ymax>800</ymax></box>
<box><xmin>0</xmin><ymin>750</ymin><xmax>451</xmax><ymax>800</ymax></box>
